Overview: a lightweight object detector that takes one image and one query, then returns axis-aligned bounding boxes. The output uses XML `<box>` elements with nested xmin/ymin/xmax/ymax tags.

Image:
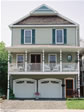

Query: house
<box><xmin>7</xmin><ymin>4</ymin><xmax>84</xmax><ymax>99</ymax></box>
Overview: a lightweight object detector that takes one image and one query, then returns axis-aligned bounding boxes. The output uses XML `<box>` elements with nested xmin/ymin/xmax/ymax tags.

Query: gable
<box><xmin>11</xmin><ymin>4</ymin><xmax>78</xmax><ymax>26</ymax></box>
<box><xmin>14</xmin><ymin>15</ymin><xmax>74</xmax><ymax>25</ymax></box>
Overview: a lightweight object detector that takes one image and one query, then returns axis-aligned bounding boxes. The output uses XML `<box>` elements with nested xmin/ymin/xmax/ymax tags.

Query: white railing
<box><xmin>62</xmin><ymin>63</ymin><xmax>78</xmax><ymax>72</ymax></box>
<box><xmin>27</xmin><ymin>63</ymin><xmax>43</xmax><ymax>72</ymax></box>
<box><xmin>9</xmin><ymin>63</ymin><xmax>78</xmax><ymax>72</ymax></box>
<box><xmin>44</xmin><ymin>63</ymin><xmax>60</xmax><ymax>72</ymax></box>
<box><xmin>9</xmin><ymin>63</ymin><xmax>25</xmax><ymax>72</ymax></box>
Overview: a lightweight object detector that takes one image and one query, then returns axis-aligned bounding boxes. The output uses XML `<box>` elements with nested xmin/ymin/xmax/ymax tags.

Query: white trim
<box><xmin>48</xmin><ymin>54</ymin><xmax>57</xmax><ymax>64</ymax></box>
<box><xmin>9</xmin><ymin>25</ymin><xmax>77</xmax><ymax>28</ymax></box>
<box><xmin>24</xmin><ymin>29</ymin><xmax>32</xmax><ymax>44</ymax></box>
<box><xmin>9</xmin><ymin>72</ymin><xmax>78</xmax><ymax>75</ymax></box>
<box><xmin>29</xmin><ymin>53</ymin><xmax>42</xmax><ymax>63</ymax></box>
<box><xmin>64</xmin><ymin>78</ymin><xmax>74</xmax><ymax>98</ymax></box>
<box><xmin>55</xmin><ymin>29</ymin><xmax>64</xmax><ymax>44</ymax></box>
<box><xmin>16</xmin><ymin>54</ymin><xmax>24</xmax><ymax>67</ymax></box>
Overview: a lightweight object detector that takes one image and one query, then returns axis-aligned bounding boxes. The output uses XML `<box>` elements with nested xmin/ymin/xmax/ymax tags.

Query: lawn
<box><xmin>66</xmin><ymin>98</ymin><xmax>84</xmax><ymax>109</ymax></box>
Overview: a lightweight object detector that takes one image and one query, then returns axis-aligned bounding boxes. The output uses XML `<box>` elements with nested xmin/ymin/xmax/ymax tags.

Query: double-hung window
<box><xmin>49</xmin><ymin>55</ymin><xmax>56</xmax><ymax>64</ymax></box>
<box><xmin>56</xmin><ymin>29</ymin><xmax>64</xmax><ymax>44</ymax></box>
<box><xmin>24</xmin><ymin>30</ymin><xmax>32</xmax><ymax>44</ymax></box>
<box><xmin>17</xmin><ymin>54</ymin><xmax>24</xmax><ymax>68</ymax></box>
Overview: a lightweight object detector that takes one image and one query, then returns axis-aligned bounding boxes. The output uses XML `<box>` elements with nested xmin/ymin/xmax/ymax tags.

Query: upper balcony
<box><xmin>6</xmin><ymin>45</ymin><xmax>83</xmax><ymax>75</ymax></box>
<box><xmin>9</xmin><ymin>62</ymin><xmax>78</xmax><ymax>73</ymax></box>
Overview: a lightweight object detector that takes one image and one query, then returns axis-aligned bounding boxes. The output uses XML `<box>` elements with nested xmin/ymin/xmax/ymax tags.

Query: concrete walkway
<box><xmin>0</xmin><ymin>109</ymin><xmax>84</xmax><ymax>112</ymax></box>
<box><xmin>1</xmin><ymin>100</ymin><xmax>67</xmax><ymax>109</ymax></box>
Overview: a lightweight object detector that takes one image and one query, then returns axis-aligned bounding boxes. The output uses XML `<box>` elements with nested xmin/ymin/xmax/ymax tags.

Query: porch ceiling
<box><xmin>6</xmin><ymin>45</ymin><xmax>84</xmax><ymax>53</ymax></box>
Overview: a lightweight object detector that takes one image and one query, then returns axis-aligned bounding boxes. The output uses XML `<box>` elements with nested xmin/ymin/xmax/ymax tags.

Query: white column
<box><xmin>7</xmin><ymin>51</ymin><xmax>11</xmax><ymax>100</ymax></box>
<box><xmin>7</xmin><ymin>74</ymin><xmax>10</xmax><ymax>100</ymax></box>
<box><xmin>25</xmin><ymin>51</ymin><xmax>27</xmax><ymax>72</ymax></box>
<box><xmin>8</xmin><ymin>51</ymin><xmax>11</xmax><ymax>72</ymax></box>
<box><xmin>60</xmin><ymin>50</ymin><xmax>62</xmax><ymax>72</ymax></box>
<box><xmin>42</xmin><ymin>50</ymin><xmax>44</xmax><ymax>72</ymax></box>
<box><xmin>77</xmin><ymin>50</ymin><xmax>80</xmax><ymax>97</ymax></box>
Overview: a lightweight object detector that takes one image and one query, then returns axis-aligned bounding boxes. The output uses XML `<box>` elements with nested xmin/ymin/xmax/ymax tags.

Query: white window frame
<box><xmin>24</xmin><ymin>29</ymin><xmax>32</xmax><ymax>44</ymax></box>
<box><xmin>48</xmin><ymin>54</ymin><xmax>57</xmax><ymax>64</ymax></box>
<box><xmin>55</xmin><ymin>29</ymin><xmax>64</xmax><ymax>44</ymax></box>
<box><xmin>16</xmin><ymin>54</ymin><xmax>24</xmax><ymax>67</ymax></box>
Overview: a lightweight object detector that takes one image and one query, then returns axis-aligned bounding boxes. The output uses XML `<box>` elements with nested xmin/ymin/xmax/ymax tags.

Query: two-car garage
<box><xmin>13</xmin><ymin>78</ymin><xmax>62</xmax><ymax>98</ymax></box>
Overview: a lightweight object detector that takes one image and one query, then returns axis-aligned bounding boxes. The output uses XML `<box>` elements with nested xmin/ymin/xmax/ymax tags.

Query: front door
<box><xmin>31</xmin><ymin>54</ymin><xmax>41</xmax><ymax>71</ymax></box>
<box><xmin>66</xmin><ymin>79</ymin><xmax>73</xmax><ymax>97</ymax></box>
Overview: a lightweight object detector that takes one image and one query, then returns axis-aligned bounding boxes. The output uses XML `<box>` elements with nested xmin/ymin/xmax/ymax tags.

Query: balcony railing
<box><xmin>9</xmin><ymin>63</ymin><xmax>78</xmax><ymax>72</ymax></box>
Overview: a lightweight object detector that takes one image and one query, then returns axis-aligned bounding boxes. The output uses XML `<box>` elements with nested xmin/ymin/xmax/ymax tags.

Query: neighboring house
<box><xmin>7</xmin><ymin>4</ymin><xmax>84</xmax><ymax>99</ymax></box>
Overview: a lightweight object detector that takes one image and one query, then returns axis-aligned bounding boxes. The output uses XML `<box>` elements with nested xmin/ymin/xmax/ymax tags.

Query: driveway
<box><xmin>1</xmin><ymin>100</ymin><xmax>66</xmax><ymax>109</ymax></box>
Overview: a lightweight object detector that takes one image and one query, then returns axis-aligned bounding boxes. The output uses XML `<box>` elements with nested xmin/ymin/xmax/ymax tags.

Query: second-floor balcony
<box><xmin>7</xmin><ymin>45</ymin><xmax>82</xmax><ymax>74</ymax></box>
<box><xmin>9</xmin><ymin>62</ymin><xmax>78</xmax><ymax>73</ymax></box>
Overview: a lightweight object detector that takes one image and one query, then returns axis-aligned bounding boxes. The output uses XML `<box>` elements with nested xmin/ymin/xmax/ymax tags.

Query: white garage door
<box><xmin>13</xmin><ymin>78</ymin><xmax>36</xmax><ymax>98</ymax></box>
<box><xmin>38</xmin><ymin>78</ymin><xmax>62</xmax><ymax>98</ymax></box>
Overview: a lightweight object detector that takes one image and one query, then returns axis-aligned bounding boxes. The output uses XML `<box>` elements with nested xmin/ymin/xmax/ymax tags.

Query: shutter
<box><xmin>21</xmin><ymin>29</ymin><xmax>24</xmax><ymax>44</ymax></box>
<box><xmin>52</xmin><ymin>29</ymin><xmax>56</xmax><ymax>44</ymax></box>
<box><xmin>64</xmin><ymin>29</ymin><xmax>67</xmax><ymax>44</ymax></box>
<box><xmin>32</xmin><ymin>29</ymin><xmax>35</xmax><ymax>44</ymax></box>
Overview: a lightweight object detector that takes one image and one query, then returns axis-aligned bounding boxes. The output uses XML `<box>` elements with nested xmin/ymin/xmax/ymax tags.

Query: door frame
<box><xmin>29</xmin><ymin>53</ymin><xmax>42</xmax><ymax>63</ymax></box>
<box><xmin>64</xmin><ymin>78</ymin><xmax>74</xmax><ymax>98</ymax></box>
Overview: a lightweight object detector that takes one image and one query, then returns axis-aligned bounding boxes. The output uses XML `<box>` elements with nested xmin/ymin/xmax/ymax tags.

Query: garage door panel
<box><xmin>39</xmin><ymin>79</ymin><xmax>62</xmax><ymax>98</ymax></box>
<box><xmin>13</xmin><ymin>79</ymin><xmax>36</xmax><ymax>98</ymax></box>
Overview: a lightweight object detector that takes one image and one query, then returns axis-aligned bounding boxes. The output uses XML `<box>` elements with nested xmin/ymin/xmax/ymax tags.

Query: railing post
<box><xmin>60</xmin><ymin>50</ymin><xmax>62</xmax><ymax>72</ymax></box>
<box><xmin>77</xmin><ymin>50</ymin><xmax>80</xmax><ymax>97</ymax></box>
<box><xmin>42</xmin><ymin>49</ymin><xmax>44</xmax><ymax>72</ymax></box>
<box><xmin>25</xmin><ymin>51</ymin><xmax>27</xmax><ymax>72</ymax></box>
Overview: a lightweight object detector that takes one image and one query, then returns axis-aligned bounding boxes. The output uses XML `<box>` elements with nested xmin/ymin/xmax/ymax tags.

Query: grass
<box><xmin>66</xmin><ymin>98</ymin><xmax>84</xmax><ymax>109</ymax></box>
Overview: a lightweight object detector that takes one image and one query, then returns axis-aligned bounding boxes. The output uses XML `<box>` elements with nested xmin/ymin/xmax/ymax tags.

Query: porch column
<box><xmin>7</xmin><ymin>51</ymin><xmax>11</xmax><ymax>100</ymax></box>
<box><xmin>42</xmin><ymin>49</ymin><xmax>44</xmax><ymax>72</ymax></box>
<box><xmin>60</xmin><ymin>50</ymin><xmax>62</xmax><ymax>72</ymax></box>
<box><xmin>25</xmin><ymin>51</ymin><xmax>27</xmax><ymax>72</ymax></box>
<box><xmin>77</xmin><ymin>50</ymin><xmax>80</xmax><ymax>97</ymax></box>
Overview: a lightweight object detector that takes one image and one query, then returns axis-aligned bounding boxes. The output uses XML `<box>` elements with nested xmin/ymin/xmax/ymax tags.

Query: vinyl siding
<box><xmin>12</xmin><ymin>27</ymin><xmax>78</xmax><ymax>46</ymax></box>
<box><xmin>12</xmin><ymin>52</ymin><xmax>77</xmax><ymax>64</ymax></box>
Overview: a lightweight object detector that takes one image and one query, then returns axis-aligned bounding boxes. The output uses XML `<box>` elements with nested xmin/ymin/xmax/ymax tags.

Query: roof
<box><xmin>9</xmin><ymin>4</ymin><xmax>78</xmax><ymax>27</ymax></box>
<box><xmin>6</xmin><ymin>45</ymin><xmax>84</xmax><ymax>53</ymax></box>
<box><xmin>14</xmin><ymin>16</ymin><xmax>74</xmax><ymax>25</ymax></box>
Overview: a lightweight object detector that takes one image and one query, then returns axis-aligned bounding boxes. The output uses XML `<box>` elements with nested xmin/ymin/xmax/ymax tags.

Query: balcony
<box><xmin>9</xmin><ymin>62</ymin><xmax>78</xmax><ymax>73</ymax></box>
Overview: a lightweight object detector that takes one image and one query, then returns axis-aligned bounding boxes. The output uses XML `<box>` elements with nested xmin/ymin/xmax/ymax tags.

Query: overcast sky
<box><xmin>1</xmin><ymin>0</ymin><xmax>84</xmax><ymax>46</ymax></box>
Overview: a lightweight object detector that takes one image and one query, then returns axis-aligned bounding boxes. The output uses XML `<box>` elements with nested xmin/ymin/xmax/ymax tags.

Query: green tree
<box><xmin>0</xmin><ymin>42</ymin><xmax>8</xmax><ymax>96</ymax></box>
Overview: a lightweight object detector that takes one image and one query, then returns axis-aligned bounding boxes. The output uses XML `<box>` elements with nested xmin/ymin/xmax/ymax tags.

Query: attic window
<box><xmin>24</xmin><ymin>30</ymin><xmax>32</xmax><ymax>44</ymax></box>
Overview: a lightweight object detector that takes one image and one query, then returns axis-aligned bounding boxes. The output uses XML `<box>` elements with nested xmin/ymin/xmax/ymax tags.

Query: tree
<box><xmin>0</xmin><ymin>42</ymin><xmax>8</xmax><ymax>96</ymax></box>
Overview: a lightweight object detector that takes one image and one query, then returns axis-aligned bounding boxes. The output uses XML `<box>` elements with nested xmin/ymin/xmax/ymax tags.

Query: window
<box><xmin>48</xmin><ymin>54</ymin><xmax>56</xmax><ymax>63</ymax></box>
<box><xmin>67</xmin><ymin>55</ymin><xmax>72</xmax><ymax>62</ymax></box>
<box><xmin>24</xmin><ymin>30</ymin><xmax>32</xmax><ymax>44</ymax></box>
<box><xmin>17</xmin><ymin>55</ymin><xmax>24</xmax><ymax>64</ymax></box>
<box><xmin>56</xmin><ymin>29</ymin><xmax>64</xmax><ymax>44</ymax></box>
<box><xmin>16</xmin><ymin>81</ymin><xmax>24</xmax><ymax>84</ymax></box>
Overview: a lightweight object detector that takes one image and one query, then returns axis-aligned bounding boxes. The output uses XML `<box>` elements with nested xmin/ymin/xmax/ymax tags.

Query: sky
<box><xmin>1</xmin><ymin>0</ymin><xmax>84</xmax><ymax>46</ymax></box>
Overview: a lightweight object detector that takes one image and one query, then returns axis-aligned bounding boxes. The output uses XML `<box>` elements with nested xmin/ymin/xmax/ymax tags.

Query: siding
<box><xmin>12</xmin><ymin>27</ymin><xmax>77</xmax><ymax>46</ymax></box>
<box><xmin>12</xmin><ymin>52</ymin><xmax>77</xmax><ymax>64</ymax></box>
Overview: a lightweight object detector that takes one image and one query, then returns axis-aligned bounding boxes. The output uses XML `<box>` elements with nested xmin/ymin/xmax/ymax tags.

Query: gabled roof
<box><xmin>30</xmin><ymin>4</ymin><xmax>57</xmax><ymax>15</ymax></box>
<box><xmin>9</xmin><ymin>4</ymin><xmax>79</xmax><ymax>27</ymax></box>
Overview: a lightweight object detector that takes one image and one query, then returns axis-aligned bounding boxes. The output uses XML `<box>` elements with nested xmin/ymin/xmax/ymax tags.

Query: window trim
<box><xmin>24</xmin><ymin>29</ymin><xmax>32</xmax><ymax>44</ymax></box>
<box><xmin>55</xmin><ymin>29</ymin><xmax>64</xmax><ymax>44</ymax></box>
<box><xmin>16</xmin><ymin>54</ymin><xmax>24</xmax><ymax>67</ymax></box>
<box><xmin>48</xmin><ymin>54</ymin><xmax>57</xmax><ymax>64</ymax></box>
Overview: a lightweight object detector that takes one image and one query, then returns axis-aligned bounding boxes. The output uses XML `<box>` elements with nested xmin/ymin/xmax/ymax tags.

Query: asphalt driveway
<box><xmin>1</xmin><ymin>100</ymin><xmax>67</xmax><ymax>109</ymax></box>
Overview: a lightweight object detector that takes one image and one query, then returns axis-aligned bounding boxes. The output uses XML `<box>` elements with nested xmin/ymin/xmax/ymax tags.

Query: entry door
<box><xmin>31</xmin><ymin>54</ymin><xmax>41</xmax><ymax>71</ymax></box>
<box><xmin>66</xmin><ymin>79</ymin><xmax>73</xmax><ymax>97</ymax></box>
